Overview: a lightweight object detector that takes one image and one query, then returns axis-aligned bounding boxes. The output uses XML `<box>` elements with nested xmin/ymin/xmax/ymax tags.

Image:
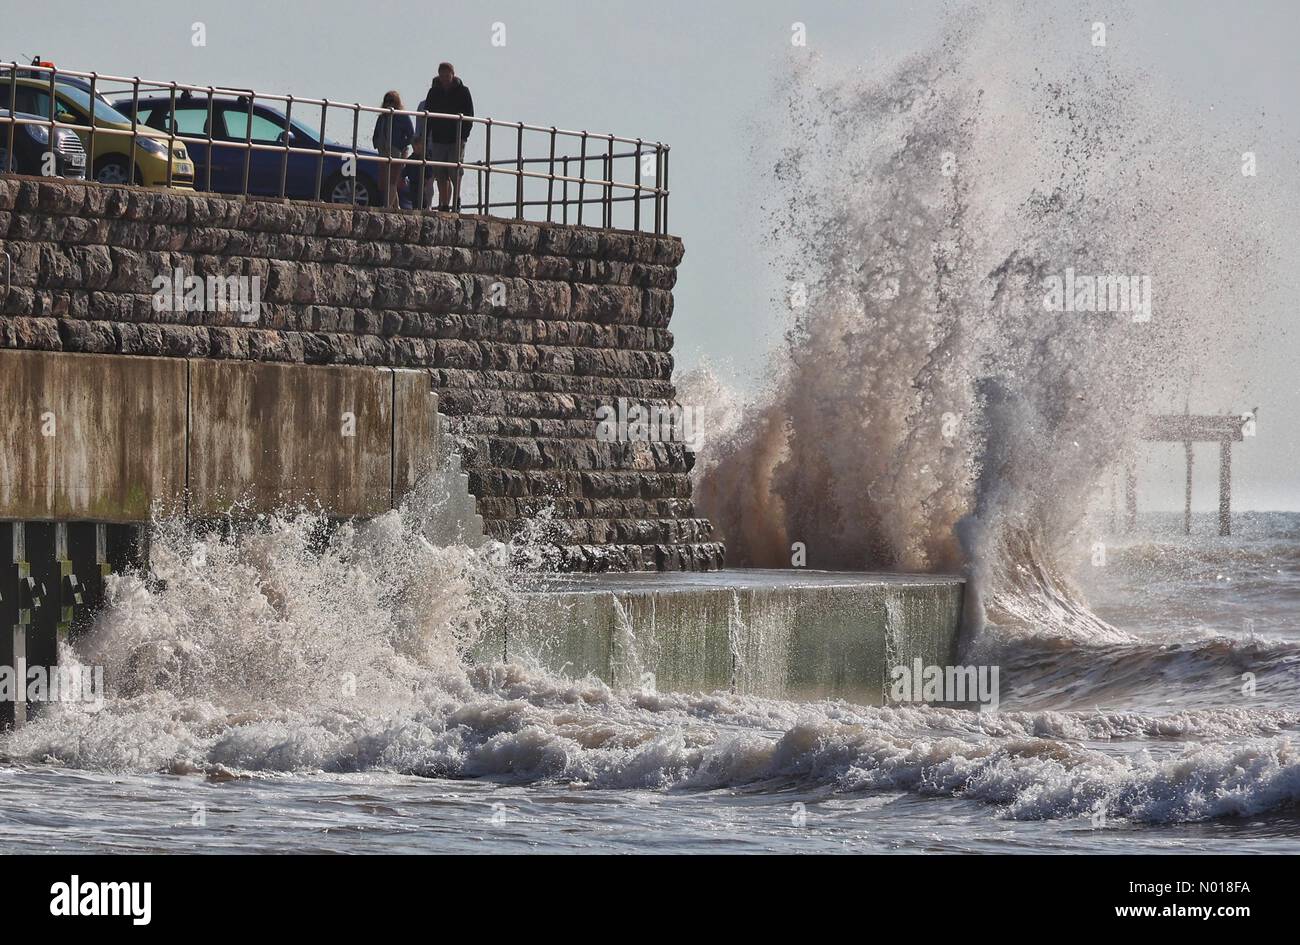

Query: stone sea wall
<box><xmin>0</xmin><ymin>177</ymin><xmax>723</xmax><ymax>571</ymax></box>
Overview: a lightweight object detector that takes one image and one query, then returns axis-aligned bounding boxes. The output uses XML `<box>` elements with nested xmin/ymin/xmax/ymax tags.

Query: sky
<box><xmin>3</xmin><ymin>0</ymin><xmax>1298</xmax><ymax>510</ymax></box>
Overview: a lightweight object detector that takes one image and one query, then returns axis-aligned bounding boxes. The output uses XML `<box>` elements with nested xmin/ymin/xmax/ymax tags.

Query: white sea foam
<box><xmin>2</xmin><ymin>506</ymin><xmax>1296</xmax><ymax>826</ymax></box>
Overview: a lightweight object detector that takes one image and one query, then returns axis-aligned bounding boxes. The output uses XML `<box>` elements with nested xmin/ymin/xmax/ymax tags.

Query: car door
<box><xmin>218</xmin><ymin>103</ymin><xmax>301</xmax><ymax>197</ymax></box>
<box><xmin>277</xmin><ymin>115</ymin><xmax>331</xmax><ymax>200</ymax></box>
<box><xmin>168</xmin><ymin>104</ymin><xmax>225</xmax><ymax>191</ymax></box>
<box><xmin>15</xmin><ymin>86</ymin><xmax>94</xmax><ymax>165</ymax></box>
<box><xmin>10</xmin><ymin>86</ymin><xmax>63</xmax><ymax>127</ymax></box>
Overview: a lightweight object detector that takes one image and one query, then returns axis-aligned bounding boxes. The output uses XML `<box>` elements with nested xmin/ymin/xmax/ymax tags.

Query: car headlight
<box><xmin>136</xmin><ymin>137</ymin><xmax>167</xmax><ymax>156</ymax></box>
<box><xmin>25</xmin><ymin>123</ymin><xmax>49</xmax><ymax>145</ymax></box>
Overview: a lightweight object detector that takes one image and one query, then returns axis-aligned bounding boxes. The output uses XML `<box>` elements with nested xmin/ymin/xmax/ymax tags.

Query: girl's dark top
<box><xmin>373</xmin><ymin>111</ymin><xmax>415</xmax><ymax>153</ymax></box>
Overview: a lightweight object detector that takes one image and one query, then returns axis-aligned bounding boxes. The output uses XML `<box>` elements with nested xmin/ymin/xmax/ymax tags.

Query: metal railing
<box><xmin>0</xmin><ymin>61</ymin><xmax>670</xmax><ymax>234</ymax></box>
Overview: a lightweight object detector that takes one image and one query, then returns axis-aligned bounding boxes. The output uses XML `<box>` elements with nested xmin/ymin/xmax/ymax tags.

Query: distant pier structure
<box><xmin>1120</xmin><ymin>413</ymin><xmax>1256</xmax><ymax>536</ymax></box>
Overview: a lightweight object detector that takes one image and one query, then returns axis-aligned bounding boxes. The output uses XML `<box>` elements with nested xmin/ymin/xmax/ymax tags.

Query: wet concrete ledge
<box><xmin>483</xmin><ymin>569</ymin><xmax>966</xmax><ymax>704</ymax></box>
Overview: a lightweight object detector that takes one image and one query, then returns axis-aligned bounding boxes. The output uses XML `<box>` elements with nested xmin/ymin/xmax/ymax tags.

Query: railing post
<box><xmin>633</xmin><ymin>138</ymin><xmax>642</xmax><ymax>233</ymax></box>
<box><xmin>87</xmin><ymin>72</ymin><xmax>99</xmax><ymax>183</ymax></box>
<box><xmin>602</xmin><ymin>152</ymin><xmax>610</xmax><ymax>228</ymax></box>
<box><xmin>165</xmin><ymin>82</ymin><xmax>177</xmax><ymax>188</ymax></box>
<box><xmin>384</xmin><ymin>106</ymin><xmax>395</xmax><ymax>210</ymax></box>
<box><xmin>483</xmin><ymin>119</ymin><xmax>492</xmax><ymax>216</ymax></box>
<box><xmin>128</xmin><ymin>77</ymin><xmax>140</xmax><ymax>187</ymax></box>
<box><xmin>662</xmin><ymin>145</ymin><xmax>670</xmax><ymax>234</ymax></box>
<box><xmin>350</xmin><ymin>103</ymin><xmax>360</xmax><ymax>206</ymax></box>
<box><xmin>205</xmin><ymin>87</ymin><xmax>215</xmax><ymax>192</ymax></box>
<box><xmin>281</xmin><ymin>94</ymin><xmax>294</xmax><ymax>200</ymax></box>
<box><xmin>455</xmin><ymin>113</ymin><xmax>465</xmax><ymax>213</ymax></box>
<box><xmin>546</xmin><ymin>127</ymin><xmax>557</xmax><ymax>224</ymax></box>
<box><xmin>604</xmin><ymin>135</ymin><xmax>614</xmax><ymax>228</ymax></box>
<box><xmin>416</xmin><ymin>105</ymin><xmax>427</xmax><ymax>211</ymax></box>
<box><xmin>315</xmin><ymin>100</ymin><xmax>327</xmax><ymax>203</ymax></box>
<box><xmin>562</xmin><ymin>155</ymin><xmax>569</xmax><ymax>225</ymax></box>
<box><xmin>577</xmin><ymin>131</ymin><xmax>587</xmax><ymax>226</ymax></box>
<box><xmin>653</xmin><ymin>145</ymin><xmax>662</xmax><ymax>235</ymax></box>
<box><xmin>515</xmin><ymin>121</ymin><xmax>524</xmax><ymax>220</ymax></box>
<box><xmin>241</xmin><ymin>95</ymin><xmax>253</xmax><ymax>196</ymax></box>
<box><xmin>5</xmin><ymin>63</ymin><xmax>17</xmax><ymax>174</ymax></box>
<box><xmin>45</xmin><ymin>67</ymin><xmax>56</xmax><ymax>177</ymax></box>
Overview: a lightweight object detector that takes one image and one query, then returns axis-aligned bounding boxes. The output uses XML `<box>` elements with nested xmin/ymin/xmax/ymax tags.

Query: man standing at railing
<box><xmin>412</xmin><ymin>62</ymin><xmax>474</xmax><ymax>212</ymax></box>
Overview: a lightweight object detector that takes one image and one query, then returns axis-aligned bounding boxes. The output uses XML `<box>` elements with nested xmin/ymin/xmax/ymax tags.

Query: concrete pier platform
<box><xmin>481</xmin><ymin>570</ymin><xmax>966</xmax><ymax>704</ymax></box>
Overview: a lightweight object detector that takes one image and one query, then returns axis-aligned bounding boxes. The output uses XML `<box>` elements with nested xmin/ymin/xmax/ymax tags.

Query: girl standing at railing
<box><xmin>373</xmin><ymin>91</ymin><xmax>414</xmax><ymax>209</ymax></box>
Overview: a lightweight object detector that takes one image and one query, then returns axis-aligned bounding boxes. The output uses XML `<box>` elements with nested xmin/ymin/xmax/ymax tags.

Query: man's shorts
<box><xmin>425</xmin><ymin>141</ymin><xmax>464</xmax><ymax>183</ymax></box>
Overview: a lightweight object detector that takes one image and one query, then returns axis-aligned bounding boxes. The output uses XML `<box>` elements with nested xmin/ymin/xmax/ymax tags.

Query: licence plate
<box><xmin>175</xmin><ymin>162</ymin><xmax>193</xmax><ymax>176</ymax></box>
<box><xmin>67</xmin><ymin>153</ymin><xmax>85</xmax><ymax>168</ymax></box>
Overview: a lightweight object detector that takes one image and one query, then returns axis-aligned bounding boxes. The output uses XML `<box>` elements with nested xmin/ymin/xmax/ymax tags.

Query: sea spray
<box><xmin>680</xmin><ymin>0</ymin><xmax>1272</xmax><ymax>649</ymax></box>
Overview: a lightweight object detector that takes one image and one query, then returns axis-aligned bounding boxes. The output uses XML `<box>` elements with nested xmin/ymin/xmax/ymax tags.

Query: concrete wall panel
<box><xmin>187</xmin><ymin>360</ymin><xmax>394</xmax><ymax>518</ymax></box>
<box><xmin>0</xmin><ymin>350</ymin><xmax>186</xmax><ymax>522</ymax></box>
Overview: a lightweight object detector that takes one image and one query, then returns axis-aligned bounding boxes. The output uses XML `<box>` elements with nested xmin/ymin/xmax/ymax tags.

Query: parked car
<box><xmin>0</xmin><ymin>75</ymin><xmax>194</xmax><ymax>187</ymax></box>
<box><xmin>114</xmin><ymin>92</ymin><xmax>381</xmax><ymax>205</ymax></box>
<box><xmin>0</xmin><ymin>108</ymin><xmax>87</xmax><ymax>178</ymax></box>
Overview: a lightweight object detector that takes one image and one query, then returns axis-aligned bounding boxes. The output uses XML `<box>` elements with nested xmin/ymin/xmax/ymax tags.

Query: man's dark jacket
<box><xmin>419</xmin><ymin>77</ymin><xmax>474</xmax><ymax>145</ymax></box>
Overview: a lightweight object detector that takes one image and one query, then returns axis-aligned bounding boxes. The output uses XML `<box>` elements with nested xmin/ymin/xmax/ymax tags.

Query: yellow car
<box><xmin>4</xmin><ymin>77</ymin><xmax>194</xmax><ymax>188</ymax></box>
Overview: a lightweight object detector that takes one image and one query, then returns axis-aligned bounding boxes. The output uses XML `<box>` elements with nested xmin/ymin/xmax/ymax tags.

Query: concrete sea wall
<box><xmin>0</xmin><ymin>176</ymin><xmax>722</xmax><ymax>572</ymax></box>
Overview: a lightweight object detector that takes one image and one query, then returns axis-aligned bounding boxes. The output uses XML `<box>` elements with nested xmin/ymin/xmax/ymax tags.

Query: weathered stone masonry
<box><xmin>0</xmin><ymin>177</ymin><xmax>724</xmax><ymax>572</ymax></box>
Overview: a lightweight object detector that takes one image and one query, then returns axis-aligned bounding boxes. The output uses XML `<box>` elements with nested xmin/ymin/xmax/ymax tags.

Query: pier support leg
<box><xmin>0</xmin><ymin>523</ymin><xmax>33</xmax><ymax>728</ymax></box>
<box><xmin>23</xmin><ymin>523</ymin><xmax>61</xmax><ymax>720</ymax></box>
<box><xmin>66</xmin><ymin>523</ymin><xmax>108</xmax><ymax>641</ymax></box>
<box><xmin>1</xmin><ymin>522</ymin><xmax>137</xmax><ymax>727</ymax></box>
<box><xmin>1219</xmin><ymin>439</ymin><xmax>1232</xmax><ymax>537</ymax></box>
<box><xmin>1184</xmin><ymin>441</ymin><xmax>1193</xmax><ymax>535</ymax></box>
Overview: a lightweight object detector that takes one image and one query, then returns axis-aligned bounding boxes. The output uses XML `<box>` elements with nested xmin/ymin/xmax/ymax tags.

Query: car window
<box><xmin>287</xmin><ymin>117</ymin><xmax>320</xmax><ymax>145</ymax></box>
<box><xmin>173</xmin><ymin>108</ymin><xmax>213</xmax><ymax>135</ymax></box>
<box><xmin>53</xmin><ymin>85</ymin><xmax>134</xmax><ymax>124</ymax></box>
<box><xmin>11</xmin><ymin>87</ymin><xmax>52</xmax><ymax>118</ymax></box>
<box><xmin>221</xmin><ymin>107</ymin><xmax>285</xmax><ymax>143</ymax></box>
<box><xmin>52</xmin><ymin>98</ymin><xmax>89</xmax><ymax>125</ymax></box>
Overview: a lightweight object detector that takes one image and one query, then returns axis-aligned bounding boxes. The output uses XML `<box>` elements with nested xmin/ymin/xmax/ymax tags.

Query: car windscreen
<box><xmin>56</xmin><ymin>85</ymin><xmax>134</xmax><ymax>124</ymax></box>
<box><xmin>287</xmin><ymin>116</ymin><xmax>324</xmax><ymax>144</ymax></box>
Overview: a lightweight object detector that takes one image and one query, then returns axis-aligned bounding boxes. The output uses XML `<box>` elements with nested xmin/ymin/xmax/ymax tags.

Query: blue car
<box><xmin>113</xmin><ymin>92</ymin><xmax>381</xmax><ymax>205</ymax></box>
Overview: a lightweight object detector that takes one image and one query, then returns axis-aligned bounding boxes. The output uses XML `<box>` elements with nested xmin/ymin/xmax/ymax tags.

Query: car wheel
<box><xmin>324</xmin><ymin>173</ymin><xmax>378</xmax><ymax>207</ymax></box>
<box><xmin>94</xmin><ymin>155</ymin><xmax>137</xmax><ymax>185</ymax></box>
